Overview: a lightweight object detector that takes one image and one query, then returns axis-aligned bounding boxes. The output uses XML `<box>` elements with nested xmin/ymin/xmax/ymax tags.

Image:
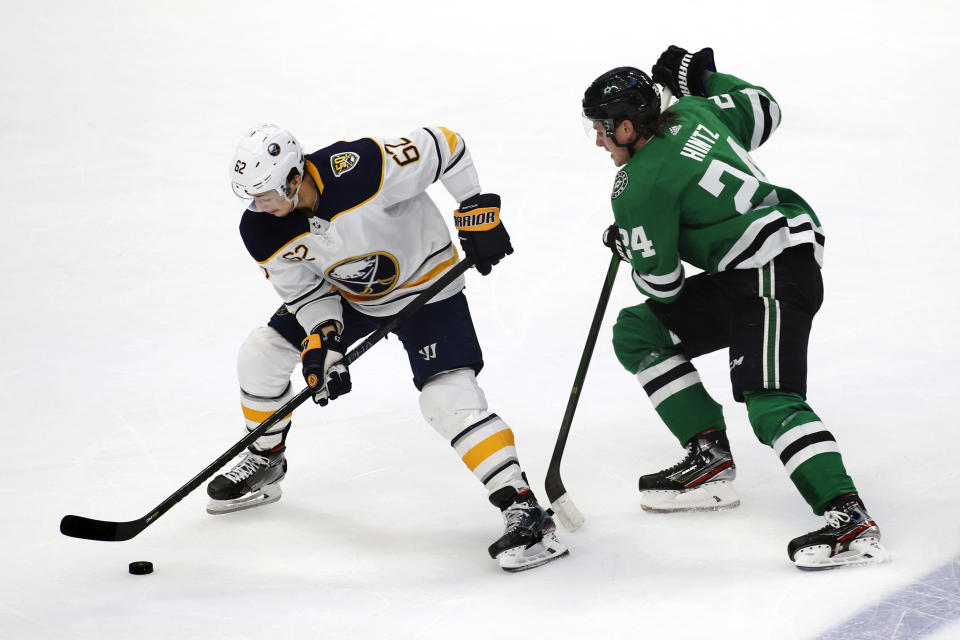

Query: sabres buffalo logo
<box><xmin>330</xmin><ymin>151</ymin><xmax>360</xmax><ymax>177</ymax></box>
<box><xmin>326</xmin><ymin>252</ymin><xmax>399</xmax><ymax>298</ymax></box>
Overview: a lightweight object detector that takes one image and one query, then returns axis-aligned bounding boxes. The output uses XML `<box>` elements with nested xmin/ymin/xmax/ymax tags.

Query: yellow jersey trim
<box><xmin>329</xmin><ymin>139</ymin><xmax>385</xmax><ymax>222</ymax></box>
<box><xmin>401</xmin><ymin>251</ymin><xmax>459</xmax><ymax>290</ymax></box>
<box><xmin>256</xmin><ymin>232</ymin><xmax>312</xmax><ymax>265</ymax></box>
<box><xmin>334</xmin><ymin>250</ymin><xmax>458</xmax><ymax>302</ymax></box>
<box><xmin>305</xmin><ymin>160</ymin><xmax>325</xmax><ymax>194</ymax></box>
<box><xmin>437</xmin><ymin>127</ymin><xmax>458</xmax><ymax>155</ymax></box>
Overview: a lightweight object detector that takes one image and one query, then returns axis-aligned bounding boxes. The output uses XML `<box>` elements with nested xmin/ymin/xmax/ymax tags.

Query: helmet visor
<box><xmin>232</xmin><ymin>184</ymin><xmax>291</xmax><ymax>213</ymax></box>
<box><xmin>582</xmin><ymin>116</ymin><xmax>615</xmax><ymax>144</ymax></box>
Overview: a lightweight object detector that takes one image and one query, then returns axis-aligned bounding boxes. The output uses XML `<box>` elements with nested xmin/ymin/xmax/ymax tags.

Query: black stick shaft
<box><xmin>544</xmin><ymin>254</ymin><xmax>619</xmax><ymax>503</ymax></box>
<box><xmin>60</xmin><ymin>259</ymin><xmax>473</xmax><ymax>542</ymax></box>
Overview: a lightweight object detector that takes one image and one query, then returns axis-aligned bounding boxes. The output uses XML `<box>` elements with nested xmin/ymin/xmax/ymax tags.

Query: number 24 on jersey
<box><xmin>618</xmin><ymin>226</ymin><xmax>656</xmax><ymax>259</ymax></box>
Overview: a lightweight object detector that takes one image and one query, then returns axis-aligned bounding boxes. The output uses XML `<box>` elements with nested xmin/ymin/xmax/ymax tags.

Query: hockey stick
<box><xmin>60</xmin><ymin>258</ymin><xmax>474</xmax><ymax>542</ymax></box>
<box><xmin>545</xmin><ymin>85</ymin><xmax>674</xmax><ymax>531</ymax></box>
<box><xmin>545</xmin><ymin>254</ymin><xmax>620</xmax><ymax>531</ymax></box>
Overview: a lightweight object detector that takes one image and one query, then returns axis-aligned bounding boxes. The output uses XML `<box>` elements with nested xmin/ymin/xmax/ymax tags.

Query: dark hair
<box><xmin>617</xmin><ymin>108</ymin><xmax>680</xmax><ymax>140</ymax></box>
<box><xmin>281</xmin><ymin>166</ymin><xmax>302</xmax><ymax>197</ymax></box>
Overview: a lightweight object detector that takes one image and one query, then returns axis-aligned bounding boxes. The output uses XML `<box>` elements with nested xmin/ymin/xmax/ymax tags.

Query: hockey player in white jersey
<box><xmin>206</xmin><ymin>124</ymin><xmax>567</xmax><ymax>572</ymax></box>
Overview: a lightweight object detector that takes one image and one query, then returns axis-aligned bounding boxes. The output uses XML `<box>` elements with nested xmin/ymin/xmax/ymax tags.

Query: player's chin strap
<box><xmin>284</xmin><ymin>182</ymin><xmax>300</xmax><ymax>210</ymax></box>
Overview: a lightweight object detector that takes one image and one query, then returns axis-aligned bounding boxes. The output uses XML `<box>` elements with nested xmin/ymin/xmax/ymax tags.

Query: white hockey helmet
<box><xmin>230</xmin><ymin>124</ymin><xmax>305</xmax><ymax>211</ymax></box>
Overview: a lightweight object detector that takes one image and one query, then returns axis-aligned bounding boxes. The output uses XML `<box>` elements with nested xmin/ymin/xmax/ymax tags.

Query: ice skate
<box><xmin>206</xmin><ymin>446</ymin><xmax>287</xmax><ymax>514</ymax></box>
<box><xmin>488</xmin><ymin>487</ymin><xmax>569</xmax><ymax>572</ymax></box>
<box><xmin>638</xmin><ymin>429</ymin><xmax>739</xmax><ymax>512</ymax></box>
<box><xmin>789</xmin><ymin>494</ymin><xmax>890</xmax><ymax>570</ymax></box>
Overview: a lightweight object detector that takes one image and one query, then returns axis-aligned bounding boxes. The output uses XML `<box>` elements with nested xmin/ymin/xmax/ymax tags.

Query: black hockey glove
<box><xmin>455</xmin><ymin>193</ymin><xmax>513</xmax><ymax>276</ymax></box>
<box><xmin>603</xmin><ymin>224</ymin><xmax>630</xmax><ymax>263</ymax></box>
<box><xmin>652</xmin><ymin>45</ymin><xmax>716</xmax><ymax>98</ymax></box>
<box><xmin>301</xmin><ymin>326</ymin><xmax>351</xmax><ymax>406</ymax></box>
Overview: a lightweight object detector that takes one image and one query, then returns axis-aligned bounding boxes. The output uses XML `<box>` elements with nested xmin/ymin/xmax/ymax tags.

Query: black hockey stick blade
<box><xmin>60</xmin><ymin>515</ymin><xmax>145</xmax><ymax>542</ymax></box>
<box><xmin>58</xmin><ymin>384</ymin><xmax>315</xmax><ymax>542</ymax></box>
<box><xmin>60</xmin><ymin>258</ymin><xmax>474</xmax><ymax>542</ymax></box>
<box><xmin>545</xmin><ymin>254</ymin><xmax>619</xmax><ymax>531</ymax></box>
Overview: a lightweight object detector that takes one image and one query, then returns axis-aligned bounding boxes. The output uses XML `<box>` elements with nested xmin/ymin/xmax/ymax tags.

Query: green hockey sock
<box><xmin>744</xmin><ymin>390</ymin><xmax>857</xmax><ymax>514</ymax></box>
<box><xmin>638</xmin><ymin>352</ymin><xmax>725</xmax><ymax>445</ymax></box>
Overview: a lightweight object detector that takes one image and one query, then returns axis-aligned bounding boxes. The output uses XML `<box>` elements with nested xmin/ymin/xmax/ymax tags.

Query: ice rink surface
<box><xmin>2</xmin><ymin>1</ymin><xmax>959</xmax><ymax>638</ymax></box>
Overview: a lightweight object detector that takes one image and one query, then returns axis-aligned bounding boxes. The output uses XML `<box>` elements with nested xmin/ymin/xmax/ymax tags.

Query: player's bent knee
<box><xmin>419</xmin><ymin>368</ymin><xmax>490</xmax><ymax>440</ymax></box>
<box><xmin>744</xmin><ymin>389</ymin><xmax>817</xmax><ymax>446</ymax></box>
<box><xmin>613</xmin><ymin>304</ymin><xmax>675</xmax><ymax>374</ymax></box>
<box><xmin>237</xmin><ymin>326</ymin><xmax>301</xmax><ymax>398</ymax></box>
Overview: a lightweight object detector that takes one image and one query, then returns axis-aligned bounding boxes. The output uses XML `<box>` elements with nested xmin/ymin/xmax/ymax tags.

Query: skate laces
<box><xmin>504</xmin><ymin>500</ymin><xmax>540</xmax><ymax>532</ymax></box>
<box><xmin>225</xmin><ymin>452</ymin><xmax>269</xmax><ymax>483</ymax></box>
<box><xmin>824</xmin><ymin>510</ymin><xmax>851</xmax><ymax>529</ymax></box>
<box><xmin>658</xmin><ymin>440</ymin><xmax>701</xmax><ymax>474</ymax></box>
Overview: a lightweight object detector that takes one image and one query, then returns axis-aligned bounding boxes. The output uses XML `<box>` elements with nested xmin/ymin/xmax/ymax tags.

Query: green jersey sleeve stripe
<box><xmin>635</xmin><ymin>261</ymin><xmax>684</xmax><ymax>285</ymax></box>
<box><xmin>718</xmin><ymin>211</ymin><xmax>825</xmax><ymax>270</ymax></box>
<box><xmin>632</xmin><ymin>264</ymin><xmax>685</xmax><ymax>299</ymax></box>
<box><xmin>742</xmin><ymin>88</ymin><xmax>781</xmax><ymax>150</ymax></box>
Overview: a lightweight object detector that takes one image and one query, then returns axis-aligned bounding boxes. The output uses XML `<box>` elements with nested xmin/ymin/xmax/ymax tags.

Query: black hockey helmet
<box><xmin>582</xmin><ymin>67</ymin><xmax>661</xmax><ymax>138</ymax></box>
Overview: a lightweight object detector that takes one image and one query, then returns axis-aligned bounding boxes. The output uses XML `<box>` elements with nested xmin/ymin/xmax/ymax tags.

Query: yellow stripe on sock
<box><xmin>462</xmin><ymin>429</ymin><xmax>515</xmax><ymax>471</ymax></box>
<box><xmin>242</xmin><ymin>405</ymin><xmax>292</xmax><ymax>424</ymax></box>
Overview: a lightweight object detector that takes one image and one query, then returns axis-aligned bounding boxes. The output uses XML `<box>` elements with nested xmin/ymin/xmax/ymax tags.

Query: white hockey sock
<box><xmin>240</xmin><ymin>384</ymin><xmax>294</xmax><ymax>451</ymax></box>
<box><xmin>419</xmin><ymin>368</ymin><xmax>528</xmax><ymax>494</ymax></box>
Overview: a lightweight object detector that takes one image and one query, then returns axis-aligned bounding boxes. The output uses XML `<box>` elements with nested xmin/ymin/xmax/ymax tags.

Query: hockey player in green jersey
<box><xmin>581</xmin><ymin>46</ymin><xmax>889</xmax><ymax>570</ymax></box>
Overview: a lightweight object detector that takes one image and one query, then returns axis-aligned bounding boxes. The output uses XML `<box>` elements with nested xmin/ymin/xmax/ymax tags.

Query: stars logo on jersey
<box><xmin>326</xmin><ymin>251</ymin><xmax>400</xmax><ymax>298</ymax></box>
<box><xmin>611</xmin><ymin>170</ymin><xmax>629</xmax><ymax>199</ymax></box>
<box><xmin>669</xmin><ymin>124</ymin><xmax>682</xmax><ymax>136</ymax></box>
<box><xmin>330</xmin><ymin>151</ymin><xmax>360</xmax><ymax>177</ymax></box>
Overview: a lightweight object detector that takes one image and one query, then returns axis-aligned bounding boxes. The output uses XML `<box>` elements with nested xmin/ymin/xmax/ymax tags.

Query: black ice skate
<box><xmin>788</xmin><ymin>494</ymin><xmax>890</xmax><ymax>570</ymax></box>
<box><xmin>206</xmin><ymin>446</ymin><xmax>287</xmax><ymax>515</ymax></box>
<box><xmin>638</xmin><ymin>429</ymin><xmax>739</xmax><ymax>512</ymax></box>
<box><xmin>487</xmin><ymin>487</ymin><xmax>569</xmax><ymax>572</ymax></box>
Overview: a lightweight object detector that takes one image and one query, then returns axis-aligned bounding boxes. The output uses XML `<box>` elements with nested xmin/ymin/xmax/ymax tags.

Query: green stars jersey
<box><xmin>610</xmin><ymin>72</ymin><xmax>825</xmax><ymax>304</ymax></box>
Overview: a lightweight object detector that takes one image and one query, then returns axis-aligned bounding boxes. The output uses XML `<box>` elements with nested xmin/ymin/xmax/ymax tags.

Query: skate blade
<box><xmin>497</xmin><ymin>532</ymin><xmax>569</xmax><ymax>573</ymax></box>
<box><xmin>794</xmin><ymin>538</ymin><xmax>891</xmax><ymax>570</ymax></box>
<box><xmin>206</xmin><ymin>485</ymin><xmax>282</xmax><ymax>515</ymax></box>
<box><xmin>641</xmin><ymin>481</ymin><xmax>740</xmax><ymax>513</ymax></box>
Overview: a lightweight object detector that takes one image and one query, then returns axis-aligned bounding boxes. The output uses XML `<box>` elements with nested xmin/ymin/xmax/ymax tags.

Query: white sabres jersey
<box><xmin>239</xmin><ymin>127</ymin><xmax>481</xmax><ymax>334</ymax></box>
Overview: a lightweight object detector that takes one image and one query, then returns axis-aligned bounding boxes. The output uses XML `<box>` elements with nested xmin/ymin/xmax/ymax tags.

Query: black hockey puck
<box><xmin>128</xmin><ymin>561</ymin><xmax>153</xmax><ymax>575</ymax></box>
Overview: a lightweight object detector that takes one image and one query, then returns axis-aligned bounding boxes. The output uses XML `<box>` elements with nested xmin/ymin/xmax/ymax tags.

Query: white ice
<box><xmin>2</xmin><ymin>2</ymin><xmax>959</xmax><ymax>639</ymax></box>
